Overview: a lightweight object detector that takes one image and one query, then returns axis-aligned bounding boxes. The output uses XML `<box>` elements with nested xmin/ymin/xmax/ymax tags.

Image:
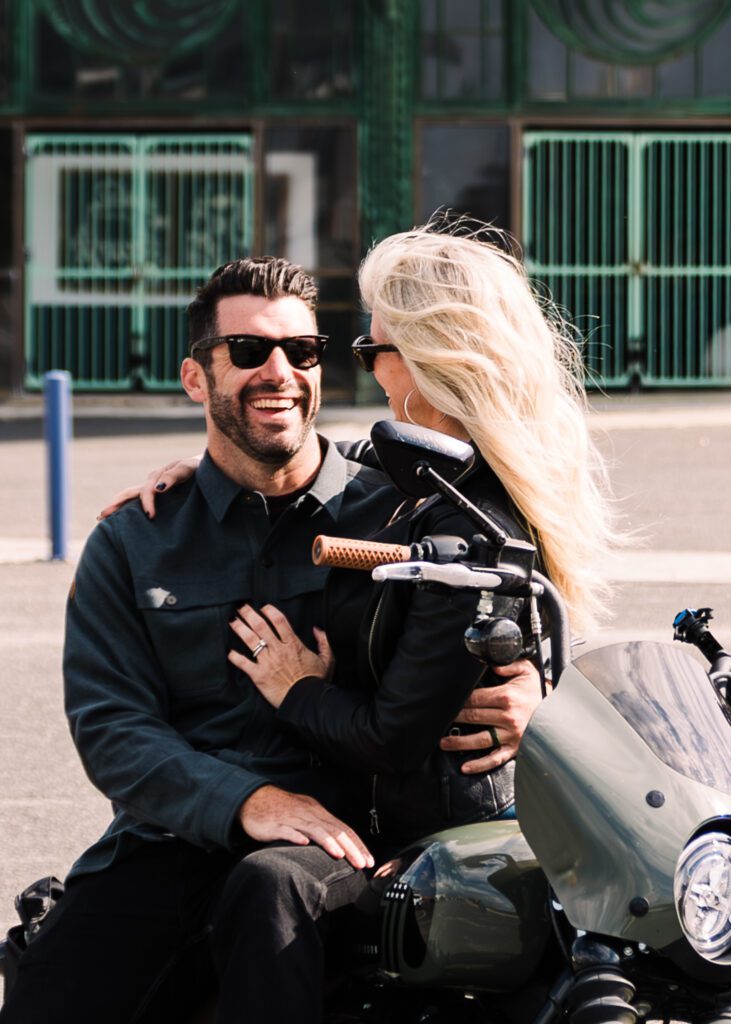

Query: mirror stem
<box><xmin>415</xmin><ymin>461</ymin><xmax>508</xmax><ymax>546</ymax></box>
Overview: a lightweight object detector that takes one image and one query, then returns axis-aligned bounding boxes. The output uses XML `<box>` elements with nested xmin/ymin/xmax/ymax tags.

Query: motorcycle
<box><xmin>3</xmin><ymin>421</ymin><xmax>731</xmax><ymax>1024</ymax></box>
<box><xmin>315</xmin><ymin>420</ymin><xmax>731</xmax><ymax>1024</ymax></box>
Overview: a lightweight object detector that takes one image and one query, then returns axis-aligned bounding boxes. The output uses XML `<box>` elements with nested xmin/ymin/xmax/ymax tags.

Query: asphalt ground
<box><xmin>1</xmin><ymin>391</ymin><xmax>730</xmax><ymax>973</ymax></box>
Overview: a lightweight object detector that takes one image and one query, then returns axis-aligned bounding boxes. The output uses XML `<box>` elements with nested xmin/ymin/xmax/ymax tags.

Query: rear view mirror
<box><xmin>370</xmin><ymin>420</ymin><xmax>475</xmax><ymax>498</ymax></box>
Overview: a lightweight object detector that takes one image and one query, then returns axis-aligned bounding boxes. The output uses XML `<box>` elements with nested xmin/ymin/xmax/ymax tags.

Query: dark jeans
<box><xmin>0</xmin><ymin>839</ymin><xmax>369</xmax><ymax>1024</ymax></box>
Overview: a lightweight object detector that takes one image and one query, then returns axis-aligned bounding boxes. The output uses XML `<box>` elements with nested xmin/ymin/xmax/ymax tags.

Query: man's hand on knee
<box><xmin>439</xmin><ymin>659</ymin><xmax>545</xmax><ymax>773</ymax></box>
<box><xmin>239</xmin><ymin>785</ymin><xmax>374</xmax><ymax>870</ymax></box>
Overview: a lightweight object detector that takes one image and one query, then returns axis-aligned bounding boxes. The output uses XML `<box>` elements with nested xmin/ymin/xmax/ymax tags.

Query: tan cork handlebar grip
<box><xmin>312</xmin><ymin>535</ymin><xmax>412</xmax><ymax>570</ymax></box>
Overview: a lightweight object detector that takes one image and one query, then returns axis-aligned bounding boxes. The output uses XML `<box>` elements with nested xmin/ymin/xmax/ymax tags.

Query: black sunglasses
<box><xmin>191</xmin><ymin>334</ymin><xmax>328</xmax><ymax>370</ymax></box>
<box><xmin>351</xmin><ymin>334</ymin><xmax>398</xmax><ymax>373</ymax></box>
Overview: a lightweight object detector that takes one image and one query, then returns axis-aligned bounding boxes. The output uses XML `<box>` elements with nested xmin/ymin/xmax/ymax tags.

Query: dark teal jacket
<box><xmin>64</xmin><ymin>439</ymin><xmax>399</xmax><ymax>877</ymax></box>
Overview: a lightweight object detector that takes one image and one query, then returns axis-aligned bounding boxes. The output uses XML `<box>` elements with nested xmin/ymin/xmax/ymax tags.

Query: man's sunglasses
<box><xmin>190</xmin><ymin>334</ymin><xmax>328</xmax><ymax>370</ymax></box>
<box><xmin>351</xmin><ymin>334</ymin><xmax>398</xmax><ymax>373</ymax></box>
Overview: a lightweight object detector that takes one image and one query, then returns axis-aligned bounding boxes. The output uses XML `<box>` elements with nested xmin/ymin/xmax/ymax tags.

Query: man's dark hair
<box><xmin>187</xmin><ymin>256</ymin><xmax>318</xmax><ymax>368</ymax></box>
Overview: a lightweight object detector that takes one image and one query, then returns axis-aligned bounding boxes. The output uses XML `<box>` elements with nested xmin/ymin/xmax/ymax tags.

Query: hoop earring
<box><xmin>403</xmin><ymin>388</ymin><xmax>419</xmax><ymax>425</ymax></box>
<box><xmin>403</xmin><ymin>388</ymin><xmax>446</xmax><ymax>428</ymax></box>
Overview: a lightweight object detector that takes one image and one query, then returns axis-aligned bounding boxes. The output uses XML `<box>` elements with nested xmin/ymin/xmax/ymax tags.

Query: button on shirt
<box><xmin>64</xmin><ymin>438</ymin><xmax>399</xmax><ymax>877</ymax></box>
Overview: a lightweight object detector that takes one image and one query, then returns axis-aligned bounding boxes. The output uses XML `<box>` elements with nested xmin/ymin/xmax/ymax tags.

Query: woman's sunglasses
<box><xmin>351</xmin><ymin>334</ymin><xmax>398</xmax><ymax>373</ymax></box>
<box><xmin>190</xmin><ymin>334</ymin><xmax>328</xmax><ymax>370</ymax></box>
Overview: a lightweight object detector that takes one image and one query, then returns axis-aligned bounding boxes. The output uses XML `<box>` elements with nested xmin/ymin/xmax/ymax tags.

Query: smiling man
<box><xmin>0</xmin><ymin>258</ymin><xmax>399</xmax><ymax>1024</ymax></box>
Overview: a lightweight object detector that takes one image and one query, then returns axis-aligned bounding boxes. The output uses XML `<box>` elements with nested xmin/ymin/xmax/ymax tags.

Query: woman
<box><xmin>102</xmin><ymin>221</ymin><xmax>617</xmax><ymax>1015</ymax></box>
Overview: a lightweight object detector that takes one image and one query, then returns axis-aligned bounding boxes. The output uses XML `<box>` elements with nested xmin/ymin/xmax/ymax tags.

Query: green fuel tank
<box><xmin>379</xmin><ymin>820</ymin><xmax>551</xmax><ymax>989</ymax></box>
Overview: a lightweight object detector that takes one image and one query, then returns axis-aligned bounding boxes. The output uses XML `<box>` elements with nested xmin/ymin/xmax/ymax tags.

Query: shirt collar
<box><xmin>196</xmin><ymin>451</ymin><xmax>245</xmax><ymax>523</ymax></box>
<box><xmin>196</xmin><ymin>436</ymin><xmax>348</xmax><ymax>525</ymax></box>
<box><xmin>303</xmin><ymin>436</ymin><xmax>347</xmax><ymax>523</ymax></box>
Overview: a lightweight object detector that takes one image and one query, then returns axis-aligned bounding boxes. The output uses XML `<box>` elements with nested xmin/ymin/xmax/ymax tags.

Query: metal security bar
<box><xmin>523</xmin><ymin>131</ymin><xmax>731</xmax><ymax>388</ymax></box>
<box><xmin>643</xmin><ymin>136</ymin><xmax>731</xmax><ymax>384</ymax></box>
<box><xmin>24</xmin><ymin>134</ymin><xmax>253</xmax><ymax>390</ymax></box>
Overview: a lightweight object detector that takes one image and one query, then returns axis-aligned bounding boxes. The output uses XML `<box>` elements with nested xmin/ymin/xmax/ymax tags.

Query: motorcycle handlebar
<box><xmin>372</xmin><ymin>561</ymin><xmax>503</xmax><ymax>590</ymax></box>
<box><xmin>312</xmin><ymin>535</ymin><xmax>572</xmax><ymax>681</ymax></box>
<box><xmin>532</xmin><ymin>570</ymin><xmax>571</xmax><ymax>682</ymax></box>
<box><xmin>312</xmin><ymin>535</ymin><xmax>412</xmax><ymax>570</ymax></box>
<box><xmin>373</xmin><ymin>561</ymin><xmax>571</xmax><ymax>682</ymax></box>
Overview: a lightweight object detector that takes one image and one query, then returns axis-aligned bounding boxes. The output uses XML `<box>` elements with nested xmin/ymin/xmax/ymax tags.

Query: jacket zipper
<box><xmin>369</xmin><ymin>773</ymin><xmax>380</xmax><ymax>835</ymax></box>
<box><xmin>367</xmin><ymin>591</ymin><xmax>386</xmax><ymax>836</ymax></box>
<box><xmin>367</xmin><ymin>589</ymin><xmax>386</xmax><ymax>686</ymax></box>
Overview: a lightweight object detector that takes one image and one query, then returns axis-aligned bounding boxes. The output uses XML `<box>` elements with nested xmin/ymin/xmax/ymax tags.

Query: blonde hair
<box><xmin>359</xmin><ymin>221</ymin><xmax>618</xmax><ymax>632</ymax></box>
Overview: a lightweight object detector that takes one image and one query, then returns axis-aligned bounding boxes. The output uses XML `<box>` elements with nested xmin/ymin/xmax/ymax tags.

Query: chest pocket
<box><xmin>135</xmin><ymin>577</ymin><xmax>245</xmax><ymax>697</ymax></box>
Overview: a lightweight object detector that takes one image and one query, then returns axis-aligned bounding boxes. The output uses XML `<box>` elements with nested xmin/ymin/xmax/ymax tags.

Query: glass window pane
<box><xmin>615</xmin><ymin>66</ymin><xmax>653</xmax><ymax>98</ymax></box>
<box><xmin>701</xmin><ymin>15</ymin><xmax>731</xmax><ymax>97</ymax></box>
<box><xmin>264</xmin><ymin>126</ymin><xmax>356</xmax><ymax>271</ymax></box>
<box><xmin>442</xmin><ymin>33</ymin><xmax>482</xmax><ymax>98</ymax></box>
<box><xmin>484</xmin><ymin>33</ymin><xmax>503</xmax><ymax>97</ymax></box>
<box><xmin>422</xmin><ymin>0</ymin><xmax>438</xmax><ymax>31</ymax></box>
<box><xmin>656</xmin><ymin>52</ymin><xmax>695</xmax><ymax>98</ymax></box>
<box><xmin>444</xmin><ymin>0</ymin><xmax>481</xmax><ymax>31</ymax></box>
<box><xmin>484</xmin><ymin>0</ymin><xmax>502</xmax><ymax>31</ymax></box>
<box><xmin>316</xmin><ymin>306</ymin><xmax>357</xmax><ymax>399</ymax></box>
<box><xmin>527</xmin><ymin>8</ymin><xmax>566</xmax><ymax>100</ymax></box>
<box><xmin>421</xmin><ymin>46</ymin><xmax>440</xmax><ymax>97</ymax></box>
<box><xmin>572</xmin><ymin>53</ymin><xmax>612</xmax><ymax>98</ymax></box>
<box><xmin>0</xmin><ymin>128</ymin><xmax>11</xmax><ymax>270</ymax></box>
<box><xmin>419</xmin><ymin>123</ymin><xmax>510</xmax><ymax>232</ymax></box>
<box><xmin>0</xmin><ymin>0</ymin><xmax>9</xmax><ymax>104</ymax></box>
<box><xmin>270</xmin><ymin>0</ymin><xmax>353</xmax><ymax>100</ymax></box>
<box><xmin>33</xmin><ymin>6</ymin><xmax>250</xmax><ymax>105</ymax></box>
<box><xmin>420</xmin><ymin>0</ymin><xmax>504</xmax><ymax>101</ymax></box>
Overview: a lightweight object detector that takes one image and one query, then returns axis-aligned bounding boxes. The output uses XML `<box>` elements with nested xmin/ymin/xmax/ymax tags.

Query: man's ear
<box><xmin>181</xmin><ymin>357</ymin><xmax>208</xmax><ymax>404</ymax></box>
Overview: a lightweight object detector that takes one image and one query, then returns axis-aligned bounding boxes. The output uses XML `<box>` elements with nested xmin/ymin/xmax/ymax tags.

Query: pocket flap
<box><xmin>134</xmin><ymin>575</ymin><xmax>252</xmax><ymax>611</ymax></box>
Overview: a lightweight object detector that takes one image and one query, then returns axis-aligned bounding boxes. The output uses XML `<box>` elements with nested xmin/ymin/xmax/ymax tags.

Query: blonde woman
<box><xmin>230</xmin><ymin>223</ymin><xmax>615</xmax><ymax>824</ymax></box>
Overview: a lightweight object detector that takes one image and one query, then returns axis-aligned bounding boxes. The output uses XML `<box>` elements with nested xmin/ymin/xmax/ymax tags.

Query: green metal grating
<box><xmin>24</xmin><ymin>133</ymin><xmax>253</xmax><ymax>390</ymax></box>
<box><xmin>523</xmin><ymin>131</ymin><xmax>731</xmax><ymax>387</ymax></box>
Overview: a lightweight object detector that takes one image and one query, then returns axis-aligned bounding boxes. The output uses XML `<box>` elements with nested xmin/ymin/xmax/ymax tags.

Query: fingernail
<box><xmin>155</xmin><ymin>482</ymin><xmax>167</xmax><ymax>491</ymax></box>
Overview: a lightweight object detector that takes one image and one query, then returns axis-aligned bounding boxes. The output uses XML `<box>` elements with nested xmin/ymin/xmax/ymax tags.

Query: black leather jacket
<box><xmin>276</xmin><ymin>455</ymin><xmax>533</xmax><ymax>845</ymax></box>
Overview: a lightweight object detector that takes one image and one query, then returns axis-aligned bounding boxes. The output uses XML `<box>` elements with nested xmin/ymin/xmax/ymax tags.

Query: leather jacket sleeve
<box><xmin>277</xmin><ymin>467</ymin><xmax>531</xmax><ymax>775</ymax></box>
<box><xmin>277</xmin><ymin>575</ymin><xmax>488</xmax><ymax>775</ymax></box>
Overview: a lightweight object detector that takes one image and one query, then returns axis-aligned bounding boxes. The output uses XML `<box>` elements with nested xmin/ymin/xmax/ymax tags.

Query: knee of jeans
<box><xmin>220</xmin><ymin>848</ymin><xmax>323</xmax><ymax>912</ymax></box>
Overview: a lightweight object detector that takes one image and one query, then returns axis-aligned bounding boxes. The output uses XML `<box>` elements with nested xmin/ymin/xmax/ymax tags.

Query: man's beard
<box><xmin>207</xmin><ymin>376</ymin><xmax>319</xmax><ymax>466</ymax></box>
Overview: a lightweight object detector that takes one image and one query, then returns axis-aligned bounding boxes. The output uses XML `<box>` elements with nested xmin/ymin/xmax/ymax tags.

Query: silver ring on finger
<box><xmin>251</xmin><ymin>639</ymin><xmax>268</xmax><ymax>660</ymax></box>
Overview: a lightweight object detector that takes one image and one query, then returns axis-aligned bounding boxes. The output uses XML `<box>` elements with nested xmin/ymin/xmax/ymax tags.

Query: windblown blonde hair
<box><xmin>359</xmin><ymin>221</ymin><xmax>618</xmax><ymax>632</ymax></box>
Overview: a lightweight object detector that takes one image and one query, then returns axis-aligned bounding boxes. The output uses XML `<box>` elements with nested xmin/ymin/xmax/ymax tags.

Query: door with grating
<box><xmin>523</xmin><ymin>131</ymin><xmax>731</xmax><ymax>387</ymax></box>
<box><xmin>24</xmin><ymin>134</ymin><xmax>253</xmax><ymax>390</ymax></box>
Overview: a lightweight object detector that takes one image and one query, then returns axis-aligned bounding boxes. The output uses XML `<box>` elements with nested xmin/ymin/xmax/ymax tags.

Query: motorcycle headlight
<box><xmin>674</xmin><ymin>831</ymin><xmax>731</xmax><ymax>964</ymax></box>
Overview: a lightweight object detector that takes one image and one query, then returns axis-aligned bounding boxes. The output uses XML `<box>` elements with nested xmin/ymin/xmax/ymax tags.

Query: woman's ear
<box><xmin>180</xmin><ymin>357</ymin><xmax>208</xmax><ymax>404</ymax></box>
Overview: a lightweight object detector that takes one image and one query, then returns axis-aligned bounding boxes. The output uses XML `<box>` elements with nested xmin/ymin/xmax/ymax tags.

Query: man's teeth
<box><xmin>250</xmin><ymin>398</ymin><xmax>296</xmax><ymax>410</ymax></box>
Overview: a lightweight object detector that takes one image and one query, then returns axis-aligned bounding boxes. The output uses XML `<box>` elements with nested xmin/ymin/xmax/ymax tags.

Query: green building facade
<box><xmin>1</xmin><ymin>0</ymin><xmax>731</xmax><ymax>399</ymax></box>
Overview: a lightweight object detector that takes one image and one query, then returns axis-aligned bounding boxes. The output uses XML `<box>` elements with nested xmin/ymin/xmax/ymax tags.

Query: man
<box><xmin>1</xmin><ymin>257</ymin><xmax>538</xmax><ymax>1023</ymax></box>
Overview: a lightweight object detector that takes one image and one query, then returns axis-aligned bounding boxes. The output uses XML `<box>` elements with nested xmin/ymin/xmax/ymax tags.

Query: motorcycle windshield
<box><xmin>574</xmin><ymin>642</ymin><xmax>731</xmax><ymax>793</ymax></box>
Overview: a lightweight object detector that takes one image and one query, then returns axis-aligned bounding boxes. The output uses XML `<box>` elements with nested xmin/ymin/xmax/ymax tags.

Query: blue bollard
<box><xmin>44</xmin><ymin>371</ymin><xmax>73</xmax><ymax>561</ymax></box>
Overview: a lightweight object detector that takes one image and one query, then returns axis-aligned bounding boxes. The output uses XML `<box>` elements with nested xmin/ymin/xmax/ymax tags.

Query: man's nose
<box><xmin>258</xmin><ymin>343</ymin><xmax>293</xmax><ymax>383</ymax></box>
